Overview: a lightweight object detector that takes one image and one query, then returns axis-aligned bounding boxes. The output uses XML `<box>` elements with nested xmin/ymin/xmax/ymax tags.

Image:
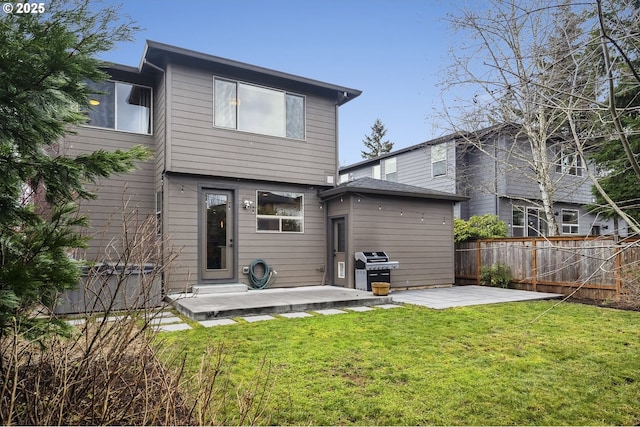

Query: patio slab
<box><xmin>391</xmin><ymin>285</ymin><xmax>562</xmax><ymax>309</ymax></box>
<box><xmin>168</xmin><ymin>285</ymin><xmax>393</xmax><ymax>321</ymax></box>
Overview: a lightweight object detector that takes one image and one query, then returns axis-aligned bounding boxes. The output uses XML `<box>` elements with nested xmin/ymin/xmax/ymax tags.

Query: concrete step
<box><xmin>192</xmin><ymin>283</ymin><xmax>248</xmax><ymax>295</ymax></box>
<box><xmin>168</xmin><ymin>286</ymin><xmax>393</xmax><ymax>321</ymax></box>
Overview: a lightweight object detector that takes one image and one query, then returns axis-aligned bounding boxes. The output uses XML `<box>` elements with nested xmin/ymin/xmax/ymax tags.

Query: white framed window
<box><xmin>512</xmin><ymin>206</ymin><xmax>525</xmax><ymax>237</ymax></box>
<box><xmin>85</xmin><ymin>80</ymin><xmax>152</xmax><ymax>134</ymax></box>
<box><xmin>384</xmin><ymin>157</ymin><xmax>397</xmax><ymax>182</ymax></box>
<box><xmin>556</xmin><ymin>149</ymin><xmax>583</xmax><ymax>176</ymax></box>
<box><xmin>526</xmin><ymin>207</ymin><xmax>548</xmax><ymax>237</ymax></box>
<box><xmin>338</xmin><ymin>262</ymin><xmax>345</xmax><ymax>279</ymax></box>
<box><xmin>372</xmin><ymin>164</ymin><xmax>381</xmax><ymax>179</ymax></box>
<box><xmin>432</xmin><ymin>144</ymin><xmax>447</xmax><ymax>177</ymax></box>
<box><xmin>214</xmin><ymin>77</ymin><xmax>305</xmax><ymax>140</ymax></box>
<box><xmin>561</xmin><ymin>209</ymin><xmax>579</xmax><ymax>234</ymax></box>
<box><xmin>512</xmin><ymin>206</ymin><xmax>549</xmax><ymax>237</ymax></box>
<box><xmin>256</xmin><ymin>190</ymin><xmax>304</xmax><ymax>233</ymax></box>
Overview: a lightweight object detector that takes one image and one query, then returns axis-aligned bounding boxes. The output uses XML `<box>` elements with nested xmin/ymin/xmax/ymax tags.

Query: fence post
<box><xmin>615</xmin><ymin>243</ymin><xmax>621</xmax><ymax>299</ymax></box>
<box><xmin>476</xmin><ymin>240</ymin><xmax>482</xmax><ymax>286</ymax></box>
<box><xmin>532</xmin><ymin>239</ymin><xmax>537</xmax><ymax>292</ymax></box>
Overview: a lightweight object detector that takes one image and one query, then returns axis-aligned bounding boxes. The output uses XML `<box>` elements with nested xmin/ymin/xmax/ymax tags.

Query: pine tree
<box><xmin>587</xmin><ymin>0</ymin><xmax>640</xmax><ymax>230</ymax></box>
<box><xmin>589</xmin><ymin>65</ymin><xmax>640</xmax><ymax>224</ymax></box>
<box><xmin>0</xmin><ymin>0</ymin><xmax>148</xmax><ymax>337</ymax></box>
<box><xmin>361</xmin><ymin>119</ymin><xmax>394</xmax><ymax>159</ymax></box>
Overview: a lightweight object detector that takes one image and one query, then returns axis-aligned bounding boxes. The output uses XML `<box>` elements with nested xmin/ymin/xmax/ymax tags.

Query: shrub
<box><xmin>480</xmin><ymin>263</ymin><xmax>512</xmax><ymax>288</ymax></box>
<box><xmin>0</xmin><ymin>206</ymin><xmax>273</xmax><ymax>425</ymax></box>
<box><xmin>454</xmin><ymin>214</ymin><xmax>508</xmax><ymax>243</ymax></box>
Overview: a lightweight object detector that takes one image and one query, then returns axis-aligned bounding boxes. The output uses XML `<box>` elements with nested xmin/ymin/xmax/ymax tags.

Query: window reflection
<box><xmin>86</xmin><ymin>81</ymin><xmax>152</xmax><ymax>134</ymax></box>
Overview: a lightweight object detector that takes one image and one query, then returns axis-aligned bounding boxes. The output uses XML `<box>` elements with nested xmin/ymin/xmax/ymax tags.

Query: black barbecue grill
<box><xmin>354</xmin><ymin>251</ymin><xmax>400</xmax><ymax>291</ymax></box>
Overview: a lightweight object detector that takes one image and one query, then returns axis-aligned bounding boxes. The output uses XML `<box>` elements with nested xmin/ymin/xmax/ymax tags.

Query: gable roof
<box><xmin>319</xmin><ymin>177</ymin><xmax>468</xmax><ymax>202</ymax></box>
<box><xmin>140</xmin><ymin>40</ymin><xmax>362</xmax><ymax>106</ymax></box>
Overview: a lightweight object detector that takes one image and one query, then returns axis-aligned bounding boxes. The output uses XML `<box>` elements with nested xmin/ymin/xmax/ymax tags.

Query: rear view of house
<box><xmin>67</xmin><ymin>41</ymin><xmax>465</xmax><ymax>297</ymax></box>
<box><xmin>68</xmin><ymin>40</ymin><xmax>361</xmax><ymax>293</ymax></box>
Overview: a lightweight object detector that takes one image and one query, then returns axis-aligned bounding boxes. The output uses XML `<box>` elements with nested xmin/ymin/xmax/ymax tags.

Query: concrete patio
<box><xmin>392</xmin><ymin>285</ymin><xmax>562</xmax><ymax>309</ymax></box>
<box><xmin>167</xmin><ymin>285</ymin><xmax>562</xmax><ymax>321</ymax></box>
<box><xmin>168</xmin><ymin>285</ymin><xmax>393</xmax><ymax>321</ymax></box>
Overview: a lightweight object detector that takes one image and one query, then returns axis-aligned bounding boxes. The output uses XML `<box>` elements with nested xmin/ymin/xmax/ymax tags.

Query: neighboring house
<box><xmin>66</xmin><ymin>40</ymin><xmax>465</xmax><ymax>294</ymax></box>
<box><xmin>340</xmin><ymin>124</ymin><xmax>623</xmax><ymax>237</ymax></box>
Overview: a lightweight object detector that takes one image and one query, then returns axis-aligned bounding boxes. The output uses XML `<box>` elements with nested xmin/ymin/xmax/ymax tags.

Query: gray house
<box><xmin>340</xmin><ymin>124</ymin><xmax>621</xmax><ymax>237</ymax></box>
<box><xmin>67</xmin><ymin>40</ymin><xmax>465</xmax><ymax>294</ymax></box>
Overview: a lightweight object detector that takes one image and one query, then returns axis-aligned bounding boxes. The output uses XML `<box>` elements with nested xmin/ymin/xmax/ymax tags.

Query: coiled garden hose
<box><xmin>249</xmin><ymin>258</ymin><xmax>274</xmax><ymax>289</ymax></box>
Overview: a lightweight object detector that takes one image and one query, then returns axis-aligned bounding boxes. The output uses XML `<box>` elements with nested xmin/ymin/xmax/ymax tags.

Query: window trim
<box><xmin>526</xmin><ymin>207</ymin><xmax>548</xmax><ymax>237</ymax></box>
<box><xmin>213</xmin><ymin>77</ymin><xmax>306</xmax><ymax>140</ymax></box>
<box><xmin>556</xmin><ymin>149</ymin><xmax>584</xmax><ymax>176</ymax></box>
<box><xmin>384</xmin><ymin>157</ymin><xmax>397</xmax><ymax>182</ymax></box>
<box><xmin>256</xmin><ymin>190</ymin><xmax>304</xmax><ymax>233</ymax></box>
<box><xmin>561</xmin><ymin>208</ymin><xmax>580</xmax><ymax>235</ymax></box>
<box><xmin>431</xmin><ymin>144</ymin><xmax>447</xmax><ymax>177</ymax></box>
<box><xmin>83</xmin><ymin>80</ymin><xmax>153</xmax><ymax>135</ymax></box>
<box><xmin>511</xmin><ymin>206</ymin><xmax>525</xmax><ymax>237</ymax></box>
<box><xmin>511</xmin><ymin>206</ymin><xmax>550</xmax><ymax>237</ymax></box>
<box><xmin>372</xmin><ymin>164</ymin><xmax>381</xmax><ymax>179</ymax></box>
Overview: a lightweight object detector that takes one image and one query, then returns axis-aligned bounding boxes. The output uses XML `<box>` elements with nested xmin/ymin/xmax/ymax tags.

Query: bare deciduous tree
<box><xmin>440</xmin><ymin>0</ymin><xmax>600</xmax><ymax>236</ymax></box>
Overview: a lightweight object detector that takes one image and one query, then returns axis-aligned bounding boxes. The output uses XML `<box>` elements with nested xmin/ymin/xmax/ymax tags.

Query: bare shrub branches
<box><xmin>0</xmin><ymin>197</ymin><xmax>274</xmax><ymax>425</ymax></box>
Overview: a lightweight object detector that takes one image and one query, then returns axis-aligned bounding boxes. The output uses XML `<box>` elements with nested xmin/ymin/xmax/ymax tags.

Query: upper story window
<box><xmin>372</xmin><ymin>164</ymin><xmax>381</xmax><ymax>179</ymax></box>
<box><xmin>384</xmin><ymin>157</ymin><xmax>397</xmax><ymax>182</ymax></box>
<box><xmin>85</xmin><ymin>81</ymin><xmax>152</xmax><ymax>134</ymax></box>
<box><xmin>432</xmin><ymin>144</ymin><xmax>447</xmax><ymax>177</ymax></box>
<box><xmin>339</xmin><ymin>173</ymin><xmax>352</xmax><ymax>183</ymax></box>
<box><xmin>556</xmin><ymin>149</ymin><xmax>583</xmax><ymax>176</ymax></box>
<box><xmin>256</xmin><ymin>190</ymin><xmax>304</xmax><ymax>233</ymax></box>
<box><xmin>214</xmin><ymin>77</ymin><xmax>305</xmax><ymax>140</ymax></box>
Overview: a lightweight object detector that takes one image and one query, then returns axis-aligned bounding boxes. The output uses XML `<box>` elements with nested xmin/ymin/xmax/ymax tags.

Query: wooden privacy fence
<box><xmin>455</xmin><ymin>237</ymin><xmax>640</xmax><ymax>300</ymax></box>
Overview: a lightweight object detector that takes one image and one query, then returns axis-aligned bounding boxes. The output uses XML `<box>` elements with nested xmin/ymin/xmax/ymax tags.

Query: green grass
<box><xmin>161</xmin><ymin>301</ymin><xmax>640</xmax><ymax>425</ymax></box>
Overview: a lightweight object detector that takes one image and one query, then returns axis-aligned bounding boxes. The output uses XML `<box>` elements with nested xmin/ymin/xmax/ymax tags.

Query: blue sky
<box><xmin>98</xmin><ymin>0</ymin><xmax>462</xmax><ymax>166</ymax></box>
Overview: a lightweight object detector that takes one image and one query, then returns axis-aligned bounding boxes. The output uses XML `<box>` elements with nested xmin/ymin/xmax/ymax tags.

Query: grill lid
<box><xmin>355</xmin><ymin>251</ymin><xmax>390</xmax><ymax>263</ymax></box>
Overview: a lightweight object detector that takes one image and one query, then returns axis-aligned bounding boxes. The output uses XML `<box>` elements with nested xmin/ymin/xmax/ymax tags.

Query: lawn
<box><xmin>161</xmin><ymin>301</ymin><xmax>640</xmax><ymax>425</ymax></box>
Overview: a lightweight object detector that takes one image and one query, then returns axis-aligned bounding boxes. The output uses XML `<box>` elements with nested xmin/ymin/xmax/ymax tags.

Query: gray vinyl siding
<box><xmin>153</xmin><ymin>72</ymin><xmax>166</xmax><ymax>188</ymax></box>
<box><xmin>67</xmin><ymin>127</ymin><xmax>155</xmax><ymax>262</ymax></box>
<box><xmin>350</xmin><ymin>196</ymin><xmax>455</xmax><ymax>288</ymax></box>
<box><xmin>347</xmin><ymin>167</ymin><xmax>373</xmax><ymax>181</ymax></box>
<box><xmin>500</xmin><ymin>138</ymin><xmax>592</xmax><ymax>205</ymax></box>
<box><xmin>167</xmin><ymin>64</ymin><xmax>336</xmax><ymax>186</ymax></box>
<box><xmin>552</xmin><ymin>169</ymin><xmax>593</xmax><ymax>204</ymax></box>
<box><xmin>415</xmin><ymin>142</ymin><xmax>458</xmax><ymax>194</ymax></box>
<box><xmin>502</xmin><ymin>157</ymin><xmax>543</xmax><ymax>199</ymax></box>
<box><xmin>395</xmin><ymin>148</ymin><xmax>427</xmax><ymax>186</ymax></box>
<box><xmin>461</xmin><ymin>142</ymin><xmax>500</xmax><ymax>197</ymax></box>
<box><xmin>237</xmin><ymin>183</ymin><xmax>327</xmax><ymax>289</ymax></box>
<box><xmin>161</xmin><ymin>175</ymin><xmax>198</xmax><ymax>292</ymax></box>
<box><xmin>342</xmin><ymin>142</ymin><xmax>458</xmax><ymax>194</ymax></box>
<box><xmin>163</xmin><ymin>175</ymin><xmax>327</xmax><ymax>292</ymax></box>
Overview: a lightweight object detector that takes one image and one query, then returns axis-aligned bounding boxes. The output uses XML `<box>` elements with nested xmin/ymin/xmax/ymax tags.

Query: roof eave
<box><xmin>320</xmin><ymin>186</ymin><xmax>468</xmax><ymax>202</ymax></box>
<box><xmin>142</xmin><ymin>40</ymin><xmax>362</xmax><ymax>105</ymax></box>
